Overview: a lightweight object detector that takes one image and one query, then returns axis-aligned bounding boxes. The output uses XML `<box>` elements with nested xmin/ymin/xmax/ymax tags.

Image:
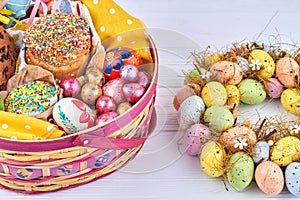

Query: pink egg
<box><xmin>255</xmin><ymin>161</ymin><xmax>284</xmax><ymax>195</ymax></box>
<box><xmin>276</xmin><ymin>57</ymin><xmax>300</xmax><ymax>88</ymax></box>
<box><xmin>264</xmin><ymin>78</ymin><xmax>283</xmax><ymax>98</ymax></box>
<box><xmin>102</xmin><ymin>78</ymin><xmax>126</xmax><ymax>104</ymax></box>
<box><xmin>96</xmin><ymin>112</ymin><xmax>118</xmax><ymax>125</ymax></box>
<box><xmin>95</xmin><ymin>95</ymin><xmax>117</xmax><ymax>114</ymax></box>
<box><xmin>138</xmin><ymin>71</ymin><xmax>151</xmax><ymax>88</ymax></box>
<box><xmin>120</xmin><ymin>64</ymin><xmax>139</xmax><ymax>82</ymax></box>
<box><xmin>60</xmin><ymin>77</ymin><xmax>81</xmax><ymax>97</ymax></box>
<box><xmin>183</xmin><ymin>124</ymin><xmax>211</xmax><ymax>156</ymax></box>
<box><xmin>122</xmin><ymin>83</ymin><xmax>146</xmax><ymax>103</ymax></box>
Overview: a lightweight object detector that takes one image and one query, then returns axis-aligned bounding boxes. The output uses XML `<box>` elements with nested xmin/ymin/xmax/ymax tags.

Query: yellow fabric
<box><xmin>81</xmin><ymin>0</ymin><xmax>152</xmax><ymax>62</ymax></box>
<box><xmin>0</xmin><ymin>111</ymin><xmax>65</xmax><ymax>140</ymax></box>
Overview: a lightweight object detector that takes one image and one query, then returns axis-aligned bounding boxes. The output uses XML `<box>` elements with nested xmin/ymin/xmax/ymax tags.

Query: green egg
<box><xmin>238</xmin><ymin>79</ymin><xmax>266</xmax><ymax>104</ymax></box>
<box><xmin>203</xmin><ymin>105</ymin><xmax>234</xmax><ymax>132</ymax></box>
<box><xmin>201</xmin><ymin>81</ymin><xmax>227</xmax><ymax>107</ymax></box>
<box><xmin>0</xmin><ymin>95</ymin><xmax>3</xmax><ymax>111</ymax></box>
<box><xmin>184</xmin><ymin>68</ymin><xmax>207</xmax><ymax>87</ymax></box>
<box><xmin>226</xmin><ymin>152</ymin><xmax>254</xmax><ymax>191</ymax></box>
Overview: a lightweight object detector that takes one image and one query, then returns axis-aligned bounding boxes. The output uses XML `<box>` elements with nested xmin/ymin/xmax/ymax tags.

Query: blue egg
<box><xmin>252</xmin><ymin>141</ymin><xmax>269</xmax><ymax>164</ymax></box>
<box><xmin>285</xmin><ymin>162</ymin><xmax>300</xmax><ymax>196</ymax></box>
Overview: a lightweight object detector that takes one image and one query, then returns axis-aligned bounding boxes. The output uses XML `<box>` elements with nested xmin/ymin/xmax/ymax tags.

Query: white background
<box><xmin>2</xmin><ymin>0</ymin><xmax>300</xmax><ymax>199</ymax></box>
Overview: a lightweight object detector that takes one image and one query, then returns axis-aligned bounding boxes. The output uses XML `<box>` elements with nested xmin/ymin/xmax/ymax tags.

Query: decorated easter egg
<box><xmin>138</xmin><ymin>71</ymin><xmax>151</xmax><ymax>89</ymax></box>
<box><xmin>200</xmin><ymin>141</ymin><xmax>226</xmax><ymax>177</ymax></box>
<box><xmin>201</xmin><ymin>81</ymin><xmax>227</xmax><ymax>107</ymax></box>
<box><xmin>270</xmin><ymin>136</ymin><xmax>300</xmax><ymax>166</ymax></box>
<box><xmin>183</xmin><ymin>124</ymin><xmax>211</xmax><ymax>156</ymax></box>
<box><xmin>53</xmin><ymin>98</ymin><xmax>95</xmax><ymax>134</ymax></box>
<box><xmin>96</xmin><ymin>112</ymin><xmax>118</xmax><ymax>125</ymax></box>
<box><xmin>103</xmin><ymin>47</ymin><xmax>141</xmax><ymax>80</ymax></box>
<box><xmin>285</xmin><ymin>162</ymin><xmax>300</xmax><ymax>196</ymax></box>
<box><xmin>81</xmin><ymin>82</ymin><xmax>102</xmax><ymax>105</ymax></box>
<box><xmin>218</xmin><ymin>126</ymin><xmax>256</xmax><ymax>153</ymax></box>
<box><xmin>236</xmin><ymin>56</ymin><xmax>249</xmax><ymax>72</ymax></box>
<box><xmin>203</xmin><ymin>53</ymin><xmax>223</xmax><ymax>67</ymax></box>
<box><xmin>209</xmin><ymin>61</ymin><xmax>244</xmax><ymax>85</ymax></box>
<box><xmin>248</xmin><ymin>49</ymin><xmax>275</xmax><ymax>79</ymax></box>
<box><xmin>238</xmin><ymin>79</ymin><xmax>266</xmax><ymax>104</ymax></box>
<box><xmin>95</xmin><ymin>95</ymin><xmax>117</xmax><ymax>114</ymax></box>
<box><xmin>0</xmin><ymin>95</ymin><xmax>4</xmax><ymax>111</ymax></box>
<box><xmin>226</xmin><ymin>152</ymin><xmax>254</xmax><ymax>191</ymax></box>
<box><xmin>276</xmin><ymin>57</ymin><xmax>299</xmax><ymax>88</ymax></box>
<box><xmin>281</xmin><ymin>88</ymin><xmax>300</xmax><ymax>115</ymax></box>
<box><xmin>85</xmin><ymin>67</ymin><xmax>105</xmax><ymax>86</ymax></box>
<box><xmin>116</xmin><ymin>102</ymin><xmax>132</xmax><ymax>115</ymax></box>
<box><xmin>178</xmin><ymin>95</ymin><xmax>205</xmax><ymax>130</ymax></box>
<box><xmin>120</xmin><ymin>64</ymin><xmax>139</xmax><ymax>82</ymax></box>
<box><xmin>122</xmin><ymin>82</ymin><xmax>146</xmax><ymax>103</ymax></box>
<box><xmin>264</xmin><ymin>78</ymin><xmax>283</xmax><ymax>99</ymax></box>
<box><xmin>5</xmin><ymin>81</ymin><xmax>58</xmax><ymax>117</ymax></box>
<box><xmin>102</xmin><ymin>78</ymin><xmax>126</xmax><ymax>104</ymax></box>
<box><xmin>203</xmin><ymin>106</ymin><xmax>234</xmax><ymax>132</ymax></box>
<box><xmin>173</xmin><ymin>84</ymin><xmax>200</xmax><ymax>110</ymax></box>
<box><xmin>184</xmin><ymin>68</ymin><xmax>207</xmax><ymax>87</ymax></box>
<box><xmin>255</xmin><ymin>161</ymin><xmax>284</xmax><ymax>195</ymax></box>
<box><xmin>225</xmin><ymin>84</ymin><xmax>240</xmax><ymax>109</ymax></box>
<box><xmin>252</xmin><ymin>141</ymin><xmax>270</xmax><ymax>164</ymax></box>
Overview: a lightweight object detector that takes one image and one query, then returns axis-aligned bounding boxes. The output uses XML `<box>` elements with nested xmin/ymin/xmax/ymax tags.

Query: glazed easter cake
<box><xmin>0</xmin><ymin>0</ymin><xmax>158</xmax><ymax>194</ymax></box>
<box><xmin>174</xmin><ymin>42</ymin><xmax>300</xmax><ymax>196</ymax></box>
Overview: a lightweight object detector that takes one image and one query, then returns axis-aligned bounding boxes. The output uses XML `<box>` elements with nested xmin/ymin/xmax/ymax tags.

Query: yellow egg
<box><xmin>248</xmin><ymin>49</ymin><xmax>275</xmax><ymax>80</ymax></box>
<box><xmin>270</xmin><ymin>136</ymin><xmax>300</xmax><ymax>166</ymax></box>
<box><xmin>201</xmin><ymin>81</ymin><xmax>227</xmax><ymax>107</ymax></box>
<box><xmin>281</xmin><ymin>88</ymin><xmax>300</xmax><ymax>115</ymax></box>
<box><xmin>200</xmin><ymin>141</ymin><xmax>226</xmax><ymax>177</ymax></box>
<box><xmin>204</xmin><ymin>53</ymin><xmax>223</xmax><ymax>67</ymax></box>
<box><xmin>225</xmin><ymin>84</ymin><xmax>240</xmax><ymax>109</ymax></box>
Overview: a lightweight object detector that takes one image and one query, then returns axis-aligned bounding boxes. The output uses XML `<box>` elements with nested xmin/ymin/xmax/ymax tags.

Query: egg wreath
<box><xmin>174</xmin><ymin>41</ymin><xmax>300</xmax><ymax>196</ymax></box>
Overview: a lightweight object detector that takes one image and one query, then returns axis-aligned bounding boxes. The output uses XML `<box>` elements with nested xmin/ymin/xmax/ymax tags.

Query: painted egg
<box><xmin>209</xmin><ymin>61</ymin><xmax>244</xmax><ymax>85</ymax></box>
<box><xmin>200</xmin><ymin>141</ymin><xmax>226</xmax><ymax>177</ymax></box>
<box><xmin>0</xmin><ymin>95</ymin><xmax>4</xmax><ymax>111</ymax></box>
<box><xmin>252</xmin><ymin>141</ymin><xmax>270</xmax><ymax>164</ymax></box>
<box><xmin>102</xmin><ymin>78</ymin><xmax>126</xmax><ymax>104</ymax></box>
<box><xmin>120</xmin><ymin>64</ymin><xmax>139</xmax><ymax>82</ymax></box>
<box><xmin>225</xmin><ymin>84</ymin><xmax>240</xmax><ymax>109</ymax></box>
<box><xmin>138</xmin><ymin>71</ymin><xmax>151</xmax><ymax>89</ymax></box>
<box><xmin>184</xmin><ymin>68</ymin><xmax>207</xmax><ymax>87</ymax></box>
<box><xmin>103</xmin><ymin>47</ymin><xmax>141</xmax><ymax>80</ymax></box>
<box><xmin>255</xmin><ymin>161</ymin><xmax>284</xmax><ymax>195</ymax></box>
<box><xmin>116</xmin><ymin>102</ymin><xmax>132</xmax><ymax>115</ymax></box>
<box><xmin>236</xmin><ymin>56</ymin><xmax>249</xmax><ymax>72</ymax></box>
<box><xmin>270</xmin><ymin>136</ymin><xmax>300</xmax><ymax>166</ymax></box>
<box><xmin>203</xmin><ymin>53</ymin><xmax>223</xmax><ymax>67</ymax></box>
<box><xmin>248</xmin><ymin>49</ymin><xmax>275</xmax><ymax>79</ymax></box>
<box><xmin>201</xmin><ymin>81</ymin><xmax>227</xmax><ymax>107</ymax></box>
<box><xmin>53</xmin><ymin>98</ymin><xmax>96</xmax><ymax>134</ymax></box>
<box><xmin>177</xmin><ymin>95</ymin><xmax>205</xmax><ymax>130</ymax></box>
<box><xmin>203</xmin><ymin>106</ymin><xmax>234</xmax><ymax>132</ymax></box>
<box><xmin>238</xmin><ymin>79</ymin><xmax>266</xmax><ymax>104</ymax></box>
<box><xmin>264</xmin><ymin>78</ymin><xmax>283</xmax><ymax>99</ymax></box>
<box><xmin>173</xmin><ymin>84</ymin><xmax>201</xmax><ymax>110</ymax></box>
<box><xmin>122</xmin><ymin>82</ymin><xmax>146</xmax><ymax>103</ymax></box>
<box><xmin>218</xmin><ymin>126</ymin><xmax>256</xmax><ymax>153</ymax></box>
<box><xmin>183</xmin><ymin>124</ymin><xmax>211</xmax><ymax>156</ymax></box>
<box><xmin>81</xmin><ymin>82</ymin><xmax>102</xmax><ymax>105</ymax></box>
<box><xmin>281</xmin><ymin>88</ymin><xmax>300</xmax><ymax>115</ymax></box>
<box><xmin>276</xmin><ymin>57</ymin><xmax>299</xmax><ymax>88</ymax></box>
<box><xmin>85</xmin><ymin>67</ymin><xmax>105</xmax><ymax>86</ymax></box>
<box><xmin>285</xmin><ymin>162</ymin><xmax>300</xmax><ymax>196</ymax></box>
<box><xmin>96</xmin><ymin>111</ymin><xmax>118</xmax><ymax>125</ymax></box>
<box><xmin>226</xmin><ymin>152</ymin><xmax>254</xmax><ymax>191</ymax></box>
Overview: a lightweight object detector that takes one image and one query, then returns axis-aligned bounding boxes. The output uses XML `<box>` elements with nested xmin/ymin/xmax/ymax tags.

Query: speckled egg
<box><xmin>183</xmin><ymin>124</ymin><xmax>211</xmax><ymax>156</ymax></box>
<box><xmin>226</xmin><ymin>152</ymin><xmax>254</xmax><ymax>191</ymax></box>
<box><xmin>264</xmin><ymin>78</ymin><xmax>283</xmax><ymax>99</ymax></box>
<box><xmin>200</xmin><ymin>141</ymin><xmax>226</xmax><ymax>177</ymax></box>
<box><xmin>248</xmin><ymin>49</ymin><xmax>275</xmax><ymax>79</ymax></box>
<box><xmin>285</xmin><ymin>162</ymin><xmax>300</xmax><ymax>197</ymax></box>
<box><xmin>225</xmin><ymin>84</ymin><xmax>240</xmax><ymax>109</ymax></box>
<box><xmin>218</xmin><ymin>126</ymin><xmax>256</xmax><ymax>153</ymax></box>
<box><xmin>236</xmin><ymin>56</ymin><xmax>249</xmax><ymax>72</ymax></box>
<box><xmin>177</xmin><ymin>95</ymin><xmax>205</xmax><ymax>130</ymax></box>
<box><xmin>184</xmin><ymin>68</ymin><xmax>207</xmax><ymax>87</ymax></box>
<box><xmin>252</xmin><ymin>141</ymin><xmax>270</xmax><ymax>164</ymax></box>
<box><xmin>203</xmin><ymin>106</ymin><xmax>234</xmax><ymax>132</ymax></box>
<box><xmin>238</xmin><ymin>79</ymin><xmax>266</xmax><ymax>105</ymax></box>
<box><xmin>204</xmin><ymin>53</ymin><xmax>223</xmax><ymax>67</ymax></box>
<box><xmin>209</xmin><ymin>61</ymin><xmax>244</xmax><ymax>85</ymax></box>
<box><xmin>281</xmin><ymin>88</ymin><xmax>300</xmax><ymax>115</ymax></box>
<box><xmin>201</xmin><ymin>81</ymin><xmax>227</xmax><ymax>107</ymax></box>
<box><xmin>53</xmin><ymin>98</ymin><xmax>96</xmax><ymax>134</ymax></box>
<box><xmin>102</xmin><ymin>78</ymin><xmax>126</xmax><ymax>104</ymax></box>
<box><xmin>173</xmin><ymin>84</ymin><xmax>201</xmax><ymax>111</ymax></box>
<box><xmin>255</xmin><ymin>161</ymin><xmax>284</xmax><ymax>195</ymax></box>
<box><xmin>270</xmin><ymin>136</ymin><xmax>300</xmax><ymax>166</ymax></box>
<box><xmin>276</xmin><ymin>57</ymin><xmax>300</xmax><ymax>88</ymax></box>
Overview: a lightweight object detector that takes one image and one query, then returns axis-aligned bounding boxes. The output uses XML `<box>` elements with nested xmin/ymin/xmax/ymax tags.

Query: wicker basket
<box><xmin>0</xmin><ymin>34</ymin><xmax>158</xmax><ymax>193</ymax></box>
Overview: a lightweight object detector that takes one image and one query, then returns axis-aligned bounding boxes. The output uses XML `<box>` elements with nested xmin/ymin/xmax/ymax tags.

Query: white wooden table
<box><xmin>2</xmin><ymin>0</ymin><xmax>300</xmax><ymax>199</ymax></box>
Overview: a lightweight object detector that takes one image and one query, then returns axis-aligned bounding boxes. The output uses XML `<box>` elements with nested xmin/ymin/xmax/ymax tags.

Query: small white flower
<box><xmin>290</xmin><ymin>124</ymin><xmax>300</xmax><ymax>134</ymax></box>
<box><xmin>200</xmin><ymin>71</ymin><xmax>212</xmax><ymax>79</ymax></box>
<box><xmin>249</xmin><ymin>59</ymin><xmax>262</xmax><ymax>71</ymax></box>
<box><xmin>233</xmin><ymin>137</ymin><xmax>248</xmax><ymax>150</ymax></box>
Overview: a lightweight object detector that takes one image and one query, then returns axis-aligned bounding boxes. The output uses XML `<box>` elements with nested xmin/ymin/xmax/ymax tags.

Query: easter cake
<box><xmin>175</xmin><ymin>42</ymin><xmax>300</xmax><ymax>196</ymax></box>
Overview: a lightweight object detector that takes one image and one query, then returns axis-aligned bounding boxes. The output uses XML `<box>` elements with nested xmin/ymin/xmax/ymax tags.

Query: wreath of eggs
<box><xmin>173</xmin><ymin>41</ymin><xmax>300</xmax><ymax>196</ymax></box>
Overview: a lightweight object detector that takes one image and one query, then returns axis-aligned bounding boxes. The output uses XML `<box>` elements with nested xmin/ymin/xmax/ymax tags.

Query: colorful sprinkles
<box><xmin>5</xmin><ymin>81</ymin><xmax>58</xmax><ymax>116</ymax></box>
<box><xmin>23</xmin><ymin>12</ymin><xmax>91</xmax><ymax>66</ymax></box>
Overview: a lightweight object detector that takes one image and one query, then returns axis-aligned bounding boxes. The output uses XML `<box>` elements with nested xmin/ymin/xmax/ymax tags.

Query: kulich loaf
<box><xmin>23</xmin><ymin>12</ymin><xmax>92</xmax><ymax>80</ymax></box>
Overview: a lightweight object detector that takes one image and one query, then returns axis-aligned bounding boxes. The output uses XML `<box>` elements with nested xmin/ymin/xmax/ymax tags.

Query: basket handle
<box><xmin>73</xmin><ymin>108</ymin><xmax>157</xmax><ymax>149</ymax></box>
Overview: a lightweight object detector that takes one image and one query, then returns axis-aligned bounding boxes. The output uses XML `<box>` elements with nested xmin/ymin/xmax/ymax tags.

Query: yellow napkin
<box><xmin>81</xmin><ymin>0</ymin><xmax>152</xmax><ymax>62</ymax></box>
<box><xmin>0</xmin><ymin>111</ymin><xmax>65</xmax><ymax>140</ymax></box>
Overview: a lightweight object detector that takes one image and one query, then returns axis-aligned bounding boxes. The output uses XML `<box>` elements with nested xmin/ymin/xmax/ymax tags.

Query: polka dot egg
<box><xmin>286</xmin><ymin>162</ymin><xmax>300</xmax><ymax>197</ymax></box>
